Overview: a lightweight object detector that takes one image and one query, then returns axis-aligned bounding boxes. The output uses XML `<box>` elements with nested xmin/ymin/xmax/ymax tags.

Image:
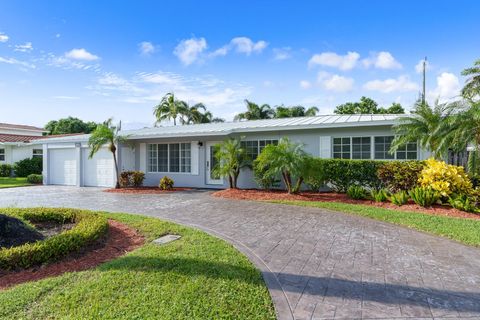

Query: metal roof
<box><xmin>0</xmin><ymin>123</ymin><xmax>46</xmax><ymax>132</ymax></box>
<box><xmin>36</xmin><ymin>114</ymin><xmax>402</xmax><ymax>143</ymax></box>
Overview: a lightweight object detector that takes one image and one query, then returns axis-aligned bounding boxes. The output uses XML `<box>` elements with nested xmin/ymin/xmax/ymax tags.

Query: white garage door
<box><xmin>82</xmin><ymin>148</ymin><xmax>115</xmax><ymax>187</ymax></box>
<box><xmin>48</xmin><ymin>148</ymin><xmax>77</xmax><ymax>186</ymax></box>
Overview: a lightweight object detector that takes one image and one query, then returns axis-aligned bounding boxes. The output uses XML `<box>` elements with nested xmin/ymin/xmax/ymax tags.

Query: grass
<box><xmin>270</xmin><ymin>200</ymin><xmax>480</xmax><ymax>247</ymax></box>
<box><xmin>0</xmin><ymin>211</ymin><xmax>275</xmax><ymax>320</ymax></box>
<box><xmin>0</xmin><ymin>177</ymin><xmax>31</xmax><ymax>189</ymax></box>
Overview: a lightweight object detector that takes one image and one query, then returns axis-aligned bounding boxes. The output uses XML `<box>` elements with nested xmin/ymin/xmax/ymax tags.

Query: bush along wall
<box><xmin>13</xmin><ymin>157</ymin><xmax>43</xmax><ymax>177</ymax></box>
<box><xmin>377</xmin><ymin>160</ymin><xmax>425</xmax><ymax>192</ymax></box>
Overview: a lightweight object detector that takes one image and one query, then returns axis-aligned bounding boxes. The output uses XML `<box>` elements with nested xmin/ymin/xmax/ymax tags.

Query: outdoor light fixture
<box><xmin>198</xmin><ymin>142</ymin><xmax>203</xmax><ymax>147</ymax></box>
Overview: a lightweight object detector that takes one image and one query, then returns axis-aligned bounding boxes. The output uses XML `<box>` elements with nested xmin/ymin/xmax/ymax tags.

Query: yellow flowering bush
<box><xmin>418</xmin><ymin>158</ymin><xmax>473</xmax><ymax>197</ymax></box>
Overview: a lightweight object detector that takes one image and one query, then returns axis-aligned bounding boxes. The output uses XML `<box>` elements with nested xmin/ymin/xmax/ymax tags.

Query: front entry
<box><xmin>206</xmin><ymin>141</ymin><xmax>223</xmax><ymax>185</ymax></box>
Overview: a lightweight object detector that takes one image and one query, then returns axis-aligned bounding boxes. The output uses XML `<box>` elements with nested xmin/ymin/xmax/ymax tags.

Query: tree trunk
<box><xmin>228</xmin><ymin>175</ymin><xmax>234</xmax><ymax>189</ymax></box>
<box><xmin>293</xmin><ymin>177</ymin><xmax>304</xmax><ymax>194</ymax></box>
<box><xmin>112</xmin><ymin>150</ymin><xmax>120</xmax><ymax>189</ymax></box>
<box><xmin>282</xmin><ymin>171</ymin><xmax>292</xmax><ymax>194</ymax></box>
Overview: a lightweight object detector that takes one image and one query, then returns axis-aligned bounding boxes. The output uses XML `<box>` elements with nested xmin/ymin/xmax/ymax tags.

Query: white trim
<box><xmin>191</xmin><ymin>141</ymin><xmax>199</xmax><ymax>175</ymax></box>
<box><xmin>139</xmin><ymin>143</ymin><xmax>146</xmax><ymax>172</ymax></box>
<box><xmin>206</xmin><ymin>141</ymin><xmax>223</xmax><ymax>185</ymax></box>
<box><xmin>319</xmin><ymin>136</ymin><xmax>331</xmax><ymax>158</ymax></box>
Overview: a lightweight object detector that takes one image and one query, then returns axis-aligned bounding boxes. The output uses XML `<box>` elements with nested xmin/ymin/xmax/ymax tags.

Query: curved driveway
<box><xmin>1</xmin><ymin>186</ymin><xmax>480</xmax><ymax>320</ymax></box>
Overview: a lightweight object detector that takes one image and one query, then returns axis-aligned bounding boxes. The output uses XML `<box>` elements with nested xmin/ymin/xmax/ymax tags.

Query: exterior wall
<box><xmin>0</xmin><ymin>144</ymin><xmax>41</xmax><ymax>165</ymax></box>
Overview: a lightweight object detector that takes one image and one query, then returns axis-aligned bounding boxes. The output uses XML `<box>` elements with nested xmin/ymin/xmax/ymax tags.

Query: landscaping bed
<box><xmin>104</xmin><ymin>186</ymin><xmax>191</xmax><ymax>194</ymax></box>
<box><xmin>213</xmin><ymin>188</ymin><xmax>480</xmax><ymax>220</ymax></box>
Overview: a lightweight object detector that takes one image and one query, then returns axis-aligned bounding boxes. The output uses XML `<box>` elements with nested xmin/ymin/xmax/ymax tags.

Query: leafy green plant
<box><xmin>159</xmin><ymin>176</ymin><xmax>174</xmax><ymax>190</ymax></box>
<box><xmin>303</xmin><ymin>157</ymin><xmax>327</xmax><ymax>192</ymax></box>
<box><xmin>448</xmin><ymin>194</ymin><xmax>478</xmax><ymax>213</ymax></box>
<box><xmin>0</xmin><ymin>164</ymin><xmax>12</xmax><ymax>177</ymax></box>
<box><xmin>119</xmin><ymin>171</ymin><xmax>145</xmax><ymax>188</ymax></box>
<box><xmin>26</xmin><ymin>174</ymin><xmax>43</xmax><ymax>184</ymax></box>
<box><xmin>13</xmin><ymin>157</ymin><xmax>42</xmax><ymax>177</ymax></box>
<box><xmin>370</xmin><ymin>189</ymin><xmax>390</xmax><ymax>202</ymax></box>
<box><xmin>390</xmin><ymin>191</ymin><xmax>409</xmax><ymax>206</ymax></box>
<box><xmin>377</xmin><ymin>160</ymin><xmax>424</xmax><ymax>192</ymax></box>
<box><xmin>253</xmin><ymin>162</ymin><xmax>280</xmax><ymax>190</ymax></box>
<box><xmin>346</xmin><ymin>185</ymin><xmax>367</xmax><ymax>200</ymax></box>
<box><xmin>409</xmin><ymin>187</ymin><xmax>440</xmax><ymax>207</ymax></box>
<box><xmin>213</xmin><ymin>138</ymin><xmax>250</xmax><ymax>189</ymax></box>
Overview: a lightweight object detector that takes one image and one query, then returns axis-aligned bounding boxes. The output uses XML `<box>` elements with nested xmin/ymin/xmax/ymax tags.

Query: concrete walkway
<box><xmin>1</xmin><ymin>186</ymin><xmax>480</xmax><ymax>320</ymax></box>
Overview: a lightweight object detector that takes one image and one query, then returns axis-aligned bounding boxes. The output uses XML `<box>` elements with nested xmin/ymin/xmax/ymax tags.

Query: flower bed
<box><xmin>213</xmin><ymin>189</ymin><xmax>480</xmax><ymax>220</ymax></box>
<box><xmin>104</xmin><ymin>187</ymin><xmax>191</xmax><ymax>194</ymax></box>
<box><xmin>0</xmin><ymin>208</ymin><xmax>109</xmax><ymax>270</ymax></box>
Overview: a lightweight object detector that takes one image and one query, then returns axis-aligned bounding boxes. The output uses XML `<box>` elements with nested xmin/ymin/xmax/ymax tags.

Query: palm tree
<box><xmin>390</xmin><ymin>99</ymin><xmax>453</xmax><ymax>159</ymax></box>
<box><xmin>304</xmin><ymin>106</ymin><xmax>319</xmax><ymax>116</ymax></box>
<box><xmin>274</xmin><ymin>105</ymin><xmax>319</xmax><ymax>118</ymax></box>
<box><xmin>462</xmin><ymin>59</ymin><xmax>480</xmax><ymax>100</ymax></box>
<box><xmin>212</xmin><ymin>138</ymin><xmax>250</xmax><ymax>189</ymax></box>
<box><xmin>88</xmin><ymin>119</ymin><xmax>127</xmax><ymax>189</ymax></box>
<box><xmin>181</xmin><ymin>103</ymin><xmax>225</xmax><ymax>124</ymax></box>
<box><xmin>234</xmin><ymin>100</ymin><xmax>275</xmax><ymax>121</ymax></box>
<box><xmin>153</xmin><ymin>93</ymin><xmax>188</xmax><ymax>126</ymax></box>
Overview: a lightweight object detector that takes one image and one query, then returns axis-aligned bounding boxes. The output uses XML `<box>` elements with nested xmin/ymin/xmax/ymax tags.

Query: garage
<box><xmin>81</xmin><ymin>148</ymin><xmax>115</xmax><ymax>187</ymax></box>
<box><xmin>48</xmin><ymin>148</ymin><xmax>77</xmax><ymax>186</ymax></box>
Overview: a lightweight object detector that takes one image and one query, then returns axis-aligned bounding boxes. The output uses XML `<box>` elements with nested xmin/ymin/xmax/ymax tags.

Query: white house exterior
<box><xmin>0</xmin><ymin>123</ymin><xmax>47</xmax><ymax>166</ymax></box>
<box><xmin>38</xmin><ymin>114</ymin><xmax>432</xmax><ymax>188</ymax></box>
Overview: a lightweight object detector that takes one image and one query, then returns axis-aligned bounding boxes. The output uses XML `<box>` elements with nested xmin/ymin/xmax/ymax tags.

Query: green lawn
<box><xmin>0</xmin><ymin>177</ymin><xmax>31</xmax><ymax>189</ymax></box>
<box><xmin>0</xmin><ymin>212</ymin><xmax>275</xmax><ymax>320</ymax></box>
<box><xmin>270</xmin><ymin>200</ymin><xmax>480</xmax><ymax>247</ymax></box>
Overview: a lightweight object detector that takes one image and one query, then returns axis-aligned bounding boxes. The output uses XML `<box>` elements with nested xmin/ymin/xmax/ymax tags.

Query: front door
<box><xmin>206</xmin><ymin>141</ymin><xmax>223</xmax><ymax>185</ymax></box>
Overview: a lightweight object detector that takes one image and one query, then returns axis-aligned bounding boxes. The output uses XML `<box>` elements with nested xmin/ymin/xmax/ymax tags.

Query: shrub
<box><xmin>13</xmin><ymin>157</ymin><xmax>42</xmax><ymax>177</ymax></box>
<box><xmin>26</xmin><ymin>174</ymin><xmax>43</xmax><ymax>184</ymax></box>
<box><xmin>390</xmin><ymin>191</ymin><xmax>409</xmax><ymax>206</ymax></box>
<box><xmin>0</xmin><ymin>208</ymin><xmax>108</xmax><ymax>270</ymax></box>
<box><xmin>409</xmin><ymin>187</ymin><xmax>441</xmax><ymax>207</ymax></box>
<box><xmin>377</xmin><ymin>161</ymin><xmax>424</xmax><ymax>192</ymax></box>
<box><xmin>418</xmin><ymin>158</ymin><xmax>473</xmax><ymax>198</ymax></box>
<box><xmin>253</xmin><ymin>162</ymin><xmax>280</xmax><ymax>190</ymax></box>
<box><xmin>159</xmin><ymin>176</ymin><xmax>174</xmax><ymax>190</ymax></box>
<box><xmin>0</xmin><ymin>164</ymin><xmax>12</xmax><ymax>177</ymax></box>
<box><xmin>371</xmin><ymin>188</ymin><xmax>390</xmax><ymax>202</ymax></box>
<box><xmin>346</xmin><ymin>185</ymin><xmax>367</xmax><ymax>200</ymax></box>
<box><xmin>448</xmin><ymin>194</ymin><xmax>478</xmax><ymax>213</ymax></box>
<box><xmin>119</xmin><ymin>171</ymin><xmax>145</xmax><ymax>188</ymax></box>
<box><xmin>303</xmin><ymin>158</ymin><xmax>327</xmax><ymax>192</ymax></box>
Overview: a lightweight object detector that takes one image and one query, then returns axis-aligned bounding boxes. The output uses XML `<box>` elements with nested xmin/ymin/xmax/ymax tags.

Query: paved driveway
<box><xmin>1</xmin><ymin>186</ymin><xmax>480</xmax><ymax>320</ymax></box>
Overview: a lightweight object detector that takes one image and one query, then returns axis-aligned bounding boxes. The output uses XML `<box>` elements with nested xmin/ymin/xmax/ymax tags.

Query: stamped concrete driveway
<box><xmin>1</xmin><ymin>186</ymin><xmax>480</xmax><ymax>320</ymax></box>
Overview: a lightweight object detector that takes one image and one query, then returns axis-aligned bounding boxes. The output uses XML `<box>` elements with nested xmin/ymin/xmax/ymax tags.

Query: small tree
<box><xmin>254</xmin><ymin>138</ymin><xmax>308</xmax><ymax>194</ymax></box>
<box><xmin>213</xmin><ymin>138</ymin><xmax>250</xmax><ymax>189</ymax></box>
<box><xmin>88</xmin><ymin>119</ymin><xmax>126</xmax><ymax>189</ymax></box>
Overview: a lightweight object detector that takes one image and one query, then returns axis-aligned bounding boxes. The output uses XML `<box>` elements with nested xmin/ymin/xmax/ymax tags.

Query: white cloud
<box><xmin>317</xmin><ymin>72</ymin><xmax>354</xmax><ymax>92</ymax></box>
<box><xmin>362</xmin><ymin>51</ymin><xmax>402</xmax><ymax>69</ymax></box>
<box><xmin>230</xmin><ymin>37</ymin><xmax>268</xmax><ymax>55</ymax></box>
<box><xmin>65</xmin><ymin>48</ymin><xmax>99</xmax><ymax>61</ymax></box>
<box><xmin>300</xmin><ymin>80</ymin><xmax>312</xmax><ymax>89</ymax></box>
<box><xmin>363</xmin><ymin>75</ymin><xmax>419</xmax><ymax>93</ymax></box>
<box><xmin>174</xmin><ymin>37</ymin><xmax>207</xmax><ymax>65</ymax></box>
<box><xmin>138</xmin><ymin>41</ymin><xmax>156</xmax><ymax>56</ymax></box>
<box><xmin>428</xmin><ymin>72</ymin><xmax>460</xmax><ymax>101</ymax></box>
<box><xmin>14</xmin><ymin>42</ymin><xmax>33</xmax><ymax>52</ymax></box>
<box><xmin>0</xmin><ymin>33</ymin><xmax>9</xmax><ymax>42</ymax></box>
<box><xmin>136</xmin><ymin>71</ymin><xmax>183</xmax><ymax>86</ymax></box>
<box><xmin>0</xmin><ymin>56</ymin><xmax>36</xmax><ymax>69</ymax></box>
<box><xmin>308</xmin><ymin>51</ymin><xmax>360</xmax><ymax>70</ymax></box>
<box><xmin>273</xmin><ymin>47</ymin><xmax>291</xmax><ymax>60</ymax></box>
<box><xmin>415</xmin><ymin>59</ymin><xmax>431</xmax><ymax>73</ymax></box>
<box><xmin>210</xmin><ymin>46</ymin><xmax>229</xmax><ymax>57</ymax></box>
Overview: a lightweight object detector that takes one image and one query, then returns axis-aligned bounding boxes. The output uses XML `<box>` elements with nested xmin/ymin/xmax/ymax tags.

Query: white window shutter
<box><xmin>191</xmin><ymin>141</ymin><xmax>199</xmax><ymax>175</ymax></box>
<box><xmin>319</xmin><ymin>136</ymin><xmax>331</xmax><ymax>158</ymax></box>
<box><xmin>139</xmin><ymin>143</ymin><xmax>146</xmax><ymax>172</ymax></box>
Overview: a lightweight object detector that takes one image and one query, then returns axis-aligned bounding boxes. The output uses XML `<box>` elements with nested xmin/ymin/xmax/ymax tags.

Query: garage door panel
<box><xmin>82</xmin><ymin>148</ymin><xmax>115</xmax><ymax>187</ymax></box>
<box><xmin>49</xmin><ymin>149</ymin><xmax>77</xmax><ymax>186</ymax></box>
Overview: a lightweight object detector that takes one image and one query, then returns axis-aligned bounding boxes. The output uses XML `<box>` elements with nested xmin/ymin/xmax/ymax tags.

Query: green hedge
<box><xmin>13</xmin><ymin>157</ymin><xmax>42</xmax><ymax>177</ymax></box>
<box><xmin>0</xmin><ymin>164</ymin><xmax>13</xmax><ymax>177</ymax></box>
<box><xmin>0</xmin><ymin>208</ymin><xmax>108</xmax><ymax>270</ymax></box>
<box><xmin>377</xmin><ymin>160</ymin><xmax>425</xmax><ymax>192</ymax></box>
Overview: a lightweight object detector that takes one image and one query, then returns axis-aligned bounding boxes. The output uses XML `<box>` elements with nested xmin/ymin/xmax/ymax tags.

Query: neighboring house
<box><xmin>38</xmin><ymin>114</ymin><xmax>433</xmax><ymax>188</ymax></box>
<box><xmin>0</xmin><ymin>123</ymin><xmax>46</xmax><ymax>166</ymax></box>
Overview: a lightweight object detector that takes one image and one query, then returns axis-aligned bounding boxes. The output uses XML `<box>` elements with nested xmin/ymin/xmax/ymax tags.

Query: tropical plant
<box><xmin>274</xmin><ymin>105</ymin><xmax>319</xmax><ymax>118</ymax></box>
<box><xmin>153</xmin><ymin>93</ymin><xmax>188</xmax><ymax>126</ymax></box>
<box><xmin>26</xmin><ymin>174</ymin><xmax>43</xmax><ymax>184</ymax></box>
<box><xmin>461</xmin><ymin>59</ymin><xmax>480</xmax><ymax>100</ymax></box>
<box><xmin>303</xmin><ymin>157</ymin><xmax>327</xmax><ymax>192</ymax></box>
<box><xmin>448</xmin><ymin>194</ymin><xmax>478</xmax><ymax>213</ymax></box>
<box><xmin>254</xmin><ymin>138</ymin><xmax>308</xmax><ymax>194</ymax></box>
<box><xmin>234</xmin><ymin>100</ymin><xmax>275</xmax><ymax>121</ymax></box>
<box><xmin>377</xmin><ymin>161</ymin><xmax>425</xmax><ymax>192</ymax></box>
<box><xmin>391</xmin><ymin>99</ymin><xmax>453</xmax><ymax>159</ymax></box>
<box><xmin>13</xmin><ymin>157</ymin><xmax>42</xmax><ymax>177</ymax></box>
<box><xmin>390</xmin><ymin>191</ymin><xmax>409</xmax><ymax>206</ymax></box>
<box><xmin>88</xmin><ymin>118</ymin><xmax>126</xmax><ymax>189</ymax></box>
<box><xmin>159</xmin><ymin>176</ymin><xmax>174</xmax><ymax>190</ymax></box>
<box><xmin>370</xmin><ymin>189</ymin><xmax>390</xmax><ymax>202</ymax></box>
<box><xmin>409</xmin><ymin>187</ymin><xmax>440</xmax><ymax>207</ymax></box>
<box><xmin>180</xmin><ymin>103</ymin><xmax>225</xmax><ymax>124</ymax></box>
<box><xmin>0</xmin><ymin>164</ymin><xmax>12</xmax><ymax>177</ymax></box>
<box><xmin>213</xmin><ymin>138</ymin><xmax>251</xmax><ymax>189</ymax></box>
<box><xmin>346</xmin><ymin>185</ymin><xmax>367</xmax><ymax>200</ymax></box>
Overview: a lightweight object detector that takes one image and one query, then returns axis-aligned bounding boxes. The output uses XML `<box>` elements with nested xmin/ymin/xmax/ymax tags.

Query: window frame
<box><xmin>147</xmin><ymin>143</ymin><xmax>192</xmax><ymax>174</ymax></box>
<box><xmin>0</xmin><ymin>148</ymin><xmax>4</xmax><ymax>162</ymax></box>
<box><xmin>332</xmin><ymin>136</ymin><xmax>372</xmax><ymax>160</ymax></box>
<box><xmin>241</xmin><ymin>139</ymin><xmax>278</xmax><ymax>160</ymax></box>
<box><xmin>32</xmin><ymin>149</ymin><xmax>43</xmax><ymax>159</ymax></box>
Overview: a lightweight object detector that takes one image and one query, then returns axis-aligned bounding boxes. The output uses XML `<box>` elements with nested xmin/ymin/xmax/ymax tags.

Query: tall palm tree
<box><xmin>462</xmin><ymin>59</ymin><xmax>480</xmax><ymax>100</ymax></box>
<box><xmin>212</xmin><ymin>138</ymin><xmax>250</xmax><ymax>188</ymax></box>
<box><xmin>391</xmin><ymin>100</ymin><xmax>453</xmax><ymax>159</ymax></box>
<box><xmin>153</xmin><ymin>93</ymin><xmax>188</xmax><ymax>126</ymax></box>
<box><xmin>274</xmin><ymin>105</ymin><xmax>319</xmax><ymax>118</ymax></box>
<box><xmin>234</xmin><ymin>100</ymin><xmax>275</xmax><ymax>121</ymax></box>
<box><xmin>88</xmin><ymin>119</ymin><xmax>127</xmax><ymax>189</ymax></box>
<box><xmin>181</xmin><ymin>103</ymin><xmax>226</xmax><ymax>124</ymax></box>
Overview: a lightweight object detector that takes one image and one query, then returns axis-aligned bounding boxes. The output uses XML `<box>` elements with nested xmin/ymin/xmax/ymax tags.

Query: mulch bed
<box><xmin>104</xmin><ymin>187</ymin><xmax>191</xmax><ymax>194</ymax></box>
<box><xmin>213</xmin><ymin>188</ymin><xmax>480</xmax><ymax>220</ymax></box>
<box><xmin>0</xmin><ymin>220</ymin><xmax>144</xmax><ymax>290</ymax></box>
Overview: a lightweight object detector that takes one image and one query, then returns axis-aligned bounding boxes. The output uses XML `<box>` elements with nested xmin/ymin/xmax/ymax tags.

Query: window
<box><xmin>241</xmin><ymin>140</ymin><xmax>278</xmax><ymax>159</ymax></box>
<box><xmin>32</xmin><ymin>149</ymin><xmax>43</xmax><ymax>158</ymax></box>
<box><xmin>352</xmin><ymin>137</ymin><xmax>371</xmax><ymax>159</ymax></box>
<box><xmin>0</xmin><ymin>148</ymin><xmax>4</xmax><ymax>161</ymax></box>
<box><xmin>396</xmin><ymin>142</ymin><xmax>417</xmax><ymax>160</ymax></box>
<box><xmin>148</xmin><ymin>143</ymin><xmax>191</xmax><ymax>173</ymax></box>
<box><xmin>333</xmin><ymin>137</ymin><xmax>351</xmax><ymax>159</ymax></box>
<box><xmin>374</xmin><ymin>136</ymin><xmax>395</xmax><ymax>159</ymax></box>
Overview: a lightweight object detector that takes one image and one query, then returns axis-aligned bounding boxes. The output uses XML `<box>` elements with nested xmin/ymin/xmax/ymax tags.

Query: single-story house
<box><xmin>0</xmin><ymin>123</ymin><xmax>47</xmax><ymax>165</ymax></box>
<box><xmin>36</xmin><ymin>114</ymin><xmax>433</xmax><ymax>189</ymax></box>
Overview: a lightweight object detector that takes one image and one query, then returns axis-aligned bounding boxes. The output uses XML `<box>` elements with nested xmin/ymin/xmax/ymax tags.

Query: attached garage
<box><xmin>48</xmin><ymin>148</ymin><xmax>77</xmax><ymax>186</ymax></box>
<box><xmin>81</xmin><ymin>148</ymin><xmax>115</xmax><ymax>187</ymax></box>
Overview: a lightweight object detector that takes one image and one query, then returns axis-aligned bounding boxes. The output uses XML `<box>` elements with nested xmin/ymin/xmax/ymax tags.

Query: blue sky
<box><xmin>1</xmin><ymin>0</ymin><xmax>479</xmax><ymax>129</ymax></box>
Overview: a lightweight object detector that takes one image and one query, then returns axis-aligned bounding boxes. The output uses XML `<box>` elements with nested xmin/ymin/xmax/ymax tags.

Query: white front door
<box><xmin>206</xmin><ymin>141</ymin><xmax>223</xmax><ymax>185</ymax></box>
